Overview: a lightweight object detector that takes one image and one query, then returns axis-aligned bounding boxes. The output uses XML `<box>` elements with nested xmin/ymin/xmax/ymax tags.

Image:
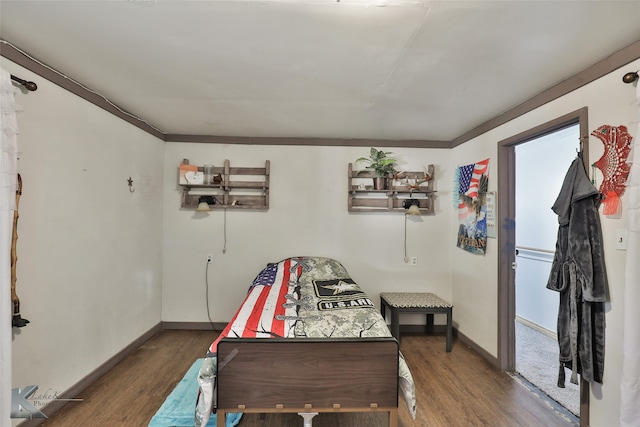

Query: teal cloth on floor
<box><xmin>149</xmin><ymin>358</ymin><xmax>242</xmax><ymax>427</ymax></box>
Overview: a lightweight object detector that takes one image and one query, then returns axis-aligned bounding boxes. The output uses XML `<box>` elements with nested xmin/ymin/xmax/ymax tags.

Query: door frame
<box><xmin>497</xmin><ymin>106</ymin><xmax>590</xmax><ymax>425</ymax></box>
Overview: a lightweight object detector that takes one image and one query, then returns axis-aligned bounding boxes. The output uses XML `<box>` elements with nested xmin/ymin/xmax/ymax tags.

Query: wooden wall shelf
<box><xmin>179</xmin><ymin>159</ymin><xmax>270</xmax><ymax>210</ymax></box>
<box><xmin>348</xmin><ymin>163</ymin><xmax>435</xmax><ymax>214</ymax></box>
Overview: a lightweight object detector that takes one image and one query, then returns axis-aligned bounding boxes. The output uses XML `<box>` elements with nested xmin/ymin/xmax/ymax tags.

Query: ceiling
<box><xmin>1</xmin><ymin>0</ymin><xmax>640</xmax><ymax>143</ymax></box>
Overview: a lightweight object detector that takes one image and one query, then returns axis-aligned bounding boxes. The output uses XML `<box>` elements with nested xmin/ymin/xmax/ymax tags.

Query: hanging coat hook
<box><xmin>127</xmin><ymin>177</ymin><xmax>135</xmax><ymax>193</ymax></box>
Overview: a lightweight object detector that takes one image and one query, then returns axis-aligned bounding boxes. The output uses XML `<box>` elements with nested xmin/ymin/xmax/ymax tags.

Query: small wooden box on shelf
<box><xmin>179</xmin><ymin>159</ymin><xmax>270</xmax><ymax>210</ymax></box>
<box><xmin>348</xmin><ymin>163</ymin><xmax>435</xmax><ymax>213</ymax></box>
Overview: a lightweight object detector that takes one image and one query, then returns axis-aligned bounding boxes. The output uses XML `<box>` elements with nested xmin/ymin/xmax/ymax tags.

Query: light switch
<box><xmin>616</xmin><ymin>229</ymin><xmax>628</xmax><ymax>250</ymax></box>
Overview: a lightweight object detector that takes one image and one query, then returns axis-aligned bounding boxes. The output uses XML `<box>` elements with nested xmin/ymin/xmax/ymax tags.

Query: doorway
<box><xmin>514</xmin><ymin>124</ymin><xmax>580</xmax><ymax>416</ymax></box>
<box><xmin>497</xmin><ymin>107</ymin><xmax>590</xmax><ymax>426</ymax></box>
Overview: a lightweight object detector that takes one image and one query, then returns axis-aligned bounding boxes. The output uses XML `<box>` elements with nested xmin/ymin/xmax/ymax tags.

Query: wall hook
<box><xmin>622</xmin><ymin>70</ymin><xmax>639</xmax><ymax>84</ymax></box>
<box><xmin>127</xmin><ymin>177</ymin><xmax>135</xmax><ymax>193</ymax></box>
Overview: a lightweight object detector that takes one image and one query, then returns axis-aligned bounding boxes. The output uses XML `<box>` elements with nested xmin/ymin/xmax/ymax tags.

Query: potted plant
<box><xmin>356</xmin><ymin>148</ymin><xmax>398</xmax><ymax>190</ymax></box>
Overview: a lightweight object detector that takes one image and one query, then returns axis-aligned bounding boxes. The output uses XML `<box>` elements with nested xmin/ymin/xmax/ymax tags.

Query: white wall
<box><xmin>515</xmin><ymin>126</ymin><xmax>578</xmax><ymax>332</ymax></box>
<box><xmin>451</xmin><ymin>57</ymin><xmax>640</xmax><ymax>425</ymax></box>
<box><xmin>162</xmin><ymin>144</ymin><xmax>454</xmax><ymax>324</ymax></box>
<box><xmin>514</xmin><ymin>250</ymin><xmax>557</xmax><ymax>332</ymax></box>
<box><xmin>515</xmin><ymin>125</ymin><xmax>579</xmax><ymax>252</ymax></box>
<box><xmin>2</xmin><ymin>59</ymin><xmax>164</xmax><ymax>422</ymax></box>
<box><xmin>449</xmin><ymin>137</ymin><xmax>499</xmax><ymax>353</ymax></box>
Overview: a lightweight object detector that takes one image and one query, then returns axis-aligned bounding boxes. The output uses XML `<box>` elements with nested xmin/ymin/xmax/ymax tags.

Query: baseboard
<box><xmin>162</xmin><ymin>321</ymin><xmax>226</xmax><ymax>331</ymax></box>
<box><xmin>455</xmin><ymin>328</ymin><xmax>499</xmax><ymax>369</ymax></box>
<box><xmin>17</xmin><ymin>322</ymin><xmax>163</xmax><ymax>427</ymax></box>
<box><xmin>516</xmin><ymin>315</ymin><xmax>557</xmax><ymax>340</ymax></box>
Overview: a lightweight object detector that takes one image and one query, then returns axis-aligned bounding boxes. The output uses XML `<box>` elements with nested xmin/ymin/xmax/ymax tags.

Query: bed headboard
<box><xmin>216</xmin><ymin>337</ymin><xmax>399</xmax><ymax>410</ymax></box>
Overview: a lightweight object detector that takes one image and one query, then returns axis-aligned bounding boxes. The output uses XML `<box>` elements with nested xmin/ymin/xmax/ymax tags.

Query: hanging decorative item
<box><xmin>11</xmin><ymin>174</ymin><xmax>29</xmax><ymax>328</ymax></box>
<box><xmin>455</xmin><ymin>158</ymin><xmax>490</xmax><ymax>255</ymax></box>
<box><xmin>591</xmin><ymin>124</ymin><xmax>633</xmax><ymax>217</ymax></box>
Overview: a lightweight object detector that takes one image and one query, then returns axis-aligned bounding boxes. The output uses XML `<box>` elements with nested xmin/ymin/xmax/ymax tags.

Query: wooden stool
<box><xmin>380</xmin><ymin>292</ymin><xmax>453</xmax><ymax>352</ymax></box>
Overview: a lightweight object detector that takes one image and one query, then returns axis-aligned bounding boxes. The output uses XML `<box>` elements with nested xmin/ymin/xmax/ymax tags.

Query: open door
<box><xmin>514</xmin><ymin>124</ymin><xmax>580</xmax><ymax>417</ymax></box>
<box><xmin>497</xmin><ymin>107</ymin><xmax>590</xmax><ymax>426</ymax></box>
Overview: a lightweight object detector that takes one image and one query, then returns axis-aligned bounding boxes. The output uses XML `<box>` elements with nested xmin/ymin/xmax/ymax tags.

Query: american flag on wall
<box><xmin>456</xmin><ymin>158</ymin><xmax>490</xmax><ymax>255</ymax></box>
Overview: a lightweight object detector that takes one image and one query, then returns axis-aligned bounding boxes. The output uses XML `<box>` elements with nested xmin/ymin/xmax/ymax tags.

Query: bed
<box><xmin>194</xmin><ymin>256</ymin><xmax>416</xmax><ymax>427</ymax></box>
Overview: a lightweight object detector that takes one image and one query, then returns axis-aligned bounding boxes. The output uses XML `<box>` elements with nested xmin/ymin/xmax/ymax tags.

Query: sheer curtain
<box><xmin>0</xmin><ymin>67</ymin><xmax>19</xmax><ymax>426</ymax></box>
<box><xmin>620</xmin><ymin>82</ymin><xmax>640</xmax><ymax>426</ymax></box>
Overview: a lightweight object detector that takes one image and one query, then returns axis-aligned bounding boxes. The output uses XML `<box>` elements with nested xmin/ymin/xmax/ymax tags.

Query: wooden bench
<box><xmin>380</xmin><ymin>292</ymin><xmax>453</xmax><ymax>352</ymax></box>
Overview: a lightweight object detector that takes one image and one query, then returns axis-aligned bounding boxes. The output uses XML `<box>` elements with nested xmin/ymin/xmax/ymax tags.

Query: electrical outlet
<box><xmin>616</xmin><ymin>229</ymin><xmax>628</xmax><ymax>250</ymax></box>
<box><xmin>410</xmin><ymin>256</ymin><xmax>418</xmax><ymax>266</ymax></box>
<box><xmin>207</xmin><ymin>254</ymin><xmax>213</xmax><ymax>263</ymax></box>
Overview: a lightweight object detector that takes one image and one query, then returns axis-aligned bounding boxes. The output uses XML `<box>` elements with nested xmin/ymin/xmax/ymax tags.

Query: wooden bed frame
<box><xmin>216</xmin><ymin>337</ymin><xmax>400</xmax><ymax>427</ymax></box>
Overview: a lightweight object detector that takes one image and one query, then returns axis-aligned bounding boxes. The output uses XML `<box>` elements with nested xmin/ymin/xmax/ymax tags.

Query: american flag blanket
<box><xmin>194</xmin><ymin>256</ymin><xmax>416</xmax><ymax>426</ymax></box>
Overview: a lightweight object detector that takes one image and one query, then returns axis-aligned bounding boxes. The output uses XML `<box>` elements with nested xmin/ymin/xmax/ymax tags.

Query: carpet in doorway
<box><xmin>149</xmin><ymin>358</ymin><xmax>242</xmax><ymax>427</ymax></box>
<box><xmin>516</xmin><ymin>321</ymin><xmax>579</xmax><ymax>416</ymax></box>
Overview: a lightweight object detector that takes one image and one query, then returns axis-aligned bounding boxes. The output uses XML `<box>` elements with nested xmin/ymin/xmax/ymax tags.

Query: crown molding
<box><xmin>451</xmin><ymin>39</ymin><xmax>640</xmax><ymax>148</ymax></box>
<box><xmin>3</xmin><ymin>38</ymin><xmax>639</xmax><ymax>148</ymax></box>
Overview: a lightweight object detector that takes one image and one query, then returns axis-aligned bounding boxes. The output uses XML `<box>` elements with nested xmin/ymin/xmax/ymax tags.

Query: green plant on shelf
<box><xmin>355</xmin><ymin>147</ymin><xmax>398</xmax><ymax>177</ymax></box>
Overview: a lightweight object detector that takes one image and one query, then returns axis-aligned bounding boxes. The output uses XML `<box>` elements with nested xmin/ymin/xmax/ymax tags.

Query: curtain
<box><xmin>620</xmin><ymin>82</ymin><xmax>640</xmax><ymax>426</ymax></box>
<box><xmin>0</xmin><ymin>67</ymin><xmax>19</xmax><ymax>427</ymax></box>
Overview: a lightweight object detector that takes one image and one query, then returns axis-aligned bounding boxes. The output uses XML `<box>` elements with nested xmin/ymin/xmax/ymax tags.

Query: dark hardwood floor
<box><xmin>38</xmin><ymin>329</ymin><xmax>578</xmax><ymax>427</ymax></box>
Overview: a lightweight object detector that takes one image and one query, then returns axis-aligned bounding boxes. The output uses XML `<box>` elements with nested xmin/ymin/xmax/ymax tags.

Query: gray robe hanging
<box><xmin>546</xmin><ymin>156</ymin><xmax>608</xmax><ymax>386</ymax></box>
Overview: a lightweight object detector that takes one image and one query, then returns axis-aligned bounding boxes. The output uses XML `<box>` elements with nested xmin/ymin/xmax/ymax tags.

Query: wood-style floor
<box><xmin>39</xmin><ymin>329</ymin><xmax>578</xmax><ymax>427</ymax></box>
